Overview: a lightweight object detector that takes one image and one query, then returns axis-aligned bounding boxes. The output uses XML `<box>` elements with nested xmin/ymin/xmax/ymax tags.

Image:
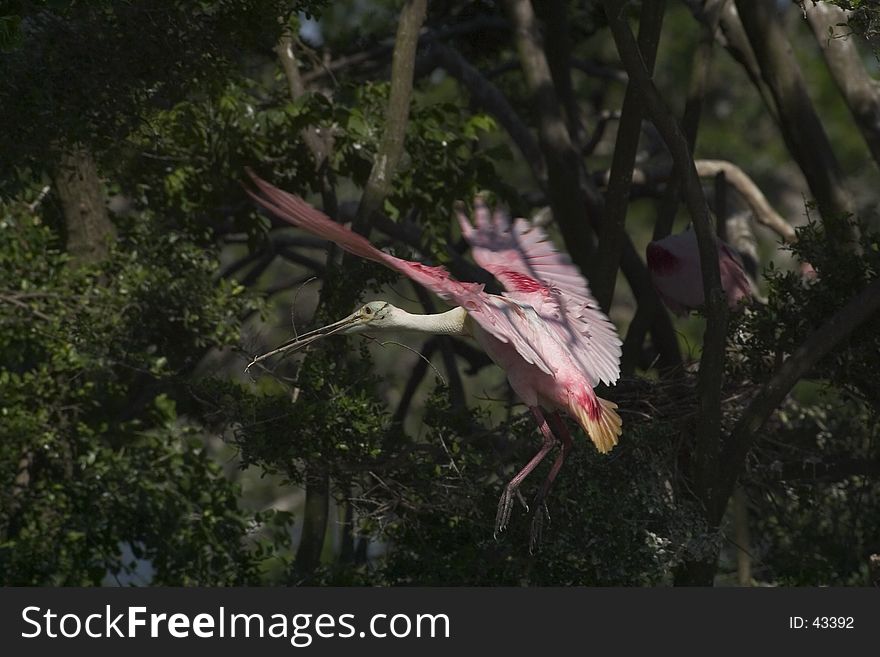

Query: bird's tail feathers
<box><xmin>572</xmin><ymin>395</ymin><xmax>622</xmax><ymax>454</ymax></box>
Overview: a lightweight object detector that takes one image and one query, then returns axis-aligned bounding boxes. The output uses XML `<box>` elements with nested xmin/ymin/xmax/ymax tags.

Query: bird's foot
<box><xmin>494</xmin><ymin>483</ymin><xmax>518</xmax><ymax>539</ymax></box>
<box><xmin>528</xmin><ymin>503</ymin><xmax>551</xmax><ymax>555</ymax></box>
<box><xmin>516</xmin><ymin>490</ymin><xmax>530</xmax><ymax>513</ymax></box>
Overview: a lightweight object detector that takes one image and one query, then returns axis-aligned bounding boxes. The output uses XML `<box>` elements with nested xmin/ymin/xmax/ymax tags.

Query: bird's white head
<box><xmin>338</xmin><ymin>301</ymin><xmax>404</xmax><ymax>334</ymax></box>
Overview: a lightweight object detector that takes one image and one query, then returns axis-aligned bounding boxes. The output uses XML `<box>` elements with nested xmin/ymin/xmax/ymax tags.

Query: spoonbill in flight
<box><xmin>245</xmin><ymin>172</ymin><xmax>623</xmax><ymax>546</ymax></box>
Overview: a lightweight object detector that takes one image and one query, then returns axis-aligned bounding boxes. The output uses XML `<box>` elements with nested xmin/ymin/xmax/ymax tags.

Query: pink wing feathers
<box><xmin>246</xmin><ymin>173</ymin><xmax>559</xmax><ymax>374</ymax></box>
<box><xmin>456</xmin><ymin>199</ymin><xmax>621</xmax><ymax>387</ymax></box>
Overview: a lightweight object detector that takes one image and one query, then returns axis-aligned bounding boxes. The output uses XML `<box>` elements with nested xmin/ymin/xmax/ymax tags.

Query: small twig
<box><xmin>437</xmin><ymin>432</ymin><xmax>463</xmax><ymax>478</ymax></box>
<box><xmin>368</xmin><ymin>337</ymin><xmax>447</xmax><ymax>386</ymax></box>
<box><xmin>27</xmin><ymin>185</ymin><xmax>51</xmax><ymax>212</ymax></box>
<box><xmin>290</xmin><ymin>276</ymin><xmax>318</xmax><ymax>339</ymax></box>
<box><xmin>0</xmin><ymin>294</ymin><xmax>53</xmax><ymax>322</ymax></box>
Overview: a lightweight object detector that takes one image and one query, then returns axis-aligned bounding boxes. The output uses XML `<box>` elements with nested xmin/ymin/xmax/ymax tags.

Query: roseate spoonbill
<box><xmin>646</xmin><ymin>227</ymin><xmax>752</xmax><ymax>316</ymax></box>
<box><xmin>245</xmin><ymin>173</ymin><xmax>622</xmax><ymax>547</ymax></box>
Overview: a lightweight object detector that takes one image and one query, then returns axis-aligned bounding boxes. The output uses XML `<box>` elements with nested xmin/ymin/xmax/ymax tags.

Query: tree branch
<box><xmin>805</xmin><ymin>2</ymin><xmax>880</xmax><ymax>170</ymax></box>
<box><xmin>54</xmin><ymin>145</ymin><xmax>116</xmax><ymax>265</ymax></box>
<box><xmin>354</xmin><ymin>0</ymin><xmax>428</xmax><ymax>230</ymax></box>
<box><xmin>605</xmin><ymin>6</ymin><xmax>729</xmax><ymax>505</ymax></box>
<box><xmin>601</xmin><ymin>158</ymin><xmax>796</xmax><ymax>243</ymax></box>
<box><xmin>415</xmin><ymin>39</ymin><xmax>547</xmax><ymax>183</ymax></box>
<box><xmin>276</xmin><ymin>30</ymin><xmax>338</xmax><ymax>215</ymax></box>
<box><xmin>735</xmin><ymin>0</ymin><xmax>853</xmax><ymax>234</ymax></box>
<box><xmin>503</xmin><ymin>0</ymin><xmax>595</xmax><ymax>264</ymax></box>
<box><xmin>392</xmin><ymin>337</ymin><xmax>439</xmax><ymax>424</ymax></box>
<box><xmin>684</xmin><ymin>0</ymin><xmax>780</xmax><ymax>125</ymax></box>
<box><xmin>301</xmin><ymin>15</ymin><xmax>509</xmax><ymax>85</ymax></box>
<box><xmin>593</xmin><ymin>0</ymin><xmax>666</xmax><ymax>311</ymax></box>
<box><xmin>771</xmin><ymin>456</ymin><xmax>880</xmax><ymax>482</ymax></box>
<box><xmin>720</xmin><ymin>277</ymin><xmax>880</xmax><ymax>516</ymax></box>
<box><xmin>653</xmin><ymin>0</ymin><xmax>724</xmax><ymax>241</ymax></box>
<box><xmin>535</xmin><ymin>0</ymin><xmax>585</xmax><ymax>145</ymax></box>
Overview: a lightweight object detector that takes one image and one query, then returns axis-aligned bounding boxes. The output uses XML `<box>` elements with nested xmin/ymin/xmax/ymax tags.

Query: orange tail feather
<box><xmin>572</xmin><ymin>396</ymin><xmax>622</xmax><ymax>454</ymax></box>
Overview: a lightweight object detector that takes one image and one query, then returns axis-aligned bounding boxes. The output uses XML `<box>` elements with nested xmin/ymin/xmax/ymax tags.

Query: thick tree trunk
<box><xmin>54</xmin><ymin>145</ymin><xmax>116</xmax><ymax>264</ymax></box>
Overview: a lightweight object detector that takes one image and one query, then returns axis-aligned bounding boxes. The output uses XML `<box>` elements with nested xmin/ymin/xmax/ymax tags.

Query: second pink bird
<box><xmin>646</xmin><ymin>228</ymin><xmax>752</xmax><ymax>316</ymax></box>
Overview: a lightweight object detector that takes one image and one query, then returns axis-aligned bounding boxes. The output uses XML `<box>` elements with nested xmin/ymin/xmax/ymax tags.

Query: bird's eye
<box><xmin>364</xmin><ymin>306</ymin><xmax>372</xmax><ymax>315</ymax></box>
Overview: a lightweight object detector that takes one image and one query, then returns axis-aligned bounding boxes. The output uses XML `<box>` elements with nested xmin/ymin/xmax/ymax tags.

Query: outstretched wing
<box><xmin>246</xmin><ymin>172</ymin><xmax>558</xmax><ymax>374</ymax></box>
<box><xmin>457</xmin><ymin>199</ymin><xmax>621</xmax><ymax>386</ymax></box>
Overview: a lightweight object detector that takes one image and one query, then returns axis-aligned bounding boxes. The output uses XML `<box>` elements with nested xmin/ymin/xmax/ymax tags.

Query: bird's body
<box><xmin>246</xmin><ymin>172</ymin><xmax>622</xmax><ymax>546</ymax></box>
<box><xmin>647</xmin><ymin>228</ymin><xmax>752</xmax><ymax>316</ymax></box>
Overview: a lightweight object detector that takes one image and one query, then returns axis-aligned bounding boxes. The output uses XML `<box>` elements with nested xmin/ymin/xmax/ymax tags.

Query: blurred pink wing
<box><xmin>246</xmin><ymin>173</ymin><xmax>558</xmax><ymax>374</ymax></box>
<box><xmin>457</xmin><ymin>199</ymin><xmax>621</xmax><ymax>386</ymax></box>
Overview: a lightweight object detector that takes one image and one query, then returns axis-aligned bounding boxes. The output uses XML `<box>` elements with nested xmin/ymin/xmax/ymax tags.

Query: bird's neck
<box><xmin>393</xmin><ymin>306</ymin><xmax>470</xmax><ymax>336</ymax></box>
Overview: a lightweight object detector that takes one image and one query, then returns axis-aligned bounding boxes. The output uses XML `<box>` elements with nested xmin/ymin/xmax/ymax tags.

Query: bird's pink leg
<box><xmin>495</xmin><ymin>406</ymin><xmax>557</xmax><ymax>538</ymax></box>
<box><xmin>529</xmin><ymin>412</ymin><xmax>574</xmax><ymax>552</ymax></box>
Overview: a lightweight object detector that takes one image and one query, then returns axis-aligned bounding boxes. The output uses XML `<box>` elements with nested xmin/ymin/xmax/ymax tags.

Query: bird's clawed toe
<box><xmin>528</xmin><ymin>505</ymin><xmax>550</xmax><ymax>554</ymax></box>
<box><xmin>516</xmin><ymin>490</ymin><xmax>530</xmax><ymax>513</ymax></box>
<box><xmin>494</xmin><ymin>483</ymin><xmax>518</xmax><ymax>537</ymax></box>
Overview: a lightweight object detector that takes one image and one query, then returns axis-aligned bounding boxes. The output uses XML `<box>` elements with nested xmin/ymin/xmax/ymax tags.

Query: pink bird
<box><xmin>646</xmin><ymin>228</ymin><xmax>752</xmax><ymax>316</ymax></box>
<box><xmin>245</xmin><ymin>173</ymin><xmax>623</xmax><ymax>547</ymax></box>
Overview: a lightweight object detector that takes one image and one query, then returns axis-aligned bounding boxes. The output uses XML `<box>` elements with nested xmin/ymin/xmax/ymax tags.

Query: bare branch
<box><xmin>301</xmin><ymin>15</ymin><xmax>509</xmax><ymax>85</ymax></box>
<box><xmin>503</xmin><ymin>0</ymin><xmax>595</xmax><ymax>263</ymax></box>
<box><xmin>771</xmin><ymin>456</ymin><xmax>880</xmax><ymax>482</ymax></box>
<box><xmin>684</xmin><ymin>0</ymin><xmax>780</xmax><ymax>124</ymax></box>
<box><xmin>653</xmin><ymin>0</ymin><xmax>724</xmax><ymax>240</ymax></box>
<box><xmin>605</xmin><ymin>5</ymin><xmax>729</xmax><ymax>501</ymax></box>
<box><xmin>735</xmin><ymin>0</ymin><xmax>853</xmax><ymax>234</ymax></box>
<box><xmin>593</xmin><ymin>0</ymin><xmax>666</xmax><ymax>311</ymax></box>
<box><xmin>275</xmin><ymin>31</ymin><xmax>338</xmax><ymax>214</ymax></box>
<box><xmin>805</xmin><ymin>2</ymin><xmax>880</xmax><ymax>170</ymax></box>
<box><xmin>598</xmin><ymin>158</ymin><xmax>796</xmax><ymax>243</ymax></box>
<box><xmin>581</xmin><ymin>109</ymin><xmax>621</xmax><ymax>156</ymax></box>
<box><xmin>276</xmin><ymin>32</ymin><xmax>330</xmax><ymax>166</ymax></box>
<box><xmin>620</xmin><ymin>238</ymin><xmax>683</xmax><ymax>374</ymax></box>
<box><xmin>0</xmin><ymin>293</ymin><xmax>54</xmax><ymax>322</ymax></box>
<box><xmin>535</xmin><ymin>0</ymin><xmax>585</xmax><ymax>145</ymax></box>
<box><xmin>354</xmin><ymin>0</ymin><xmax>428</xmax><ymax>230</ymax></box>
<box><xmin>693</xmin><ymin>159</ymin><xmax>795</xmax><ymax>242</ymax></box>
<box><xmin>392</xmin><ymin>337</ymin><xmax>439</xmax><ymax>424</ymax></box>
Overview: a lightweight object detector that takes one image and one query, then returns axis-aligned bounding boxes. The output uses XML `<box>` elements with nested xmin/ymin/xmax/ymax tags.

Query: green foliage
<box><xmin>0</xmin><ymin>0</ymin><xmax>328</xmax><ymax>189</ymax></box>
<box><xmin>3</xmin><ymin>0</ymin><xmax>880</xmax><ymax>589</ymax></box>
<box><xmin>0</xmin><ymin>197</ymin><xmax>291</xmax><ymax>584</ymax></box>
<box><xmin>828</xmin><ymin>1</ymin><xmax>880</xmax><ymax>53</ymax></box>
<box><xmin>723</xmin><ymin>215</ymin><xmax>880</xmax><ymax>585</ymax></box>
<box><xmin>366</xmin><ymin>390</ymin><xmax>715</xmax><ymax>585</ymax></box>
<box><xmin>729</xmin><ymin>217</ymin><xmax>880</xmax><ymax>402</ymax></box>
<box><xmin>746</xmin><ymin>399</ymin><xmax>880</xmax><ymax>586</ymax></box>
<box><xmin>194</xmin><ymin>344</ymin><xmax>405</xmax><ymax>490</ymax></box>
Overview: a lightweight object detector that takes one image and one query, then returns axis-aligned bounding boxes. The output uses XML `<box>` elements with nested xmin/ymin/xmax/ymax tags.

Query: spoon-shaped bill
<box><xmin>245</xmin><ymin>311</ymin><xmax>364</xmax><ymax>373</ymax></box>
